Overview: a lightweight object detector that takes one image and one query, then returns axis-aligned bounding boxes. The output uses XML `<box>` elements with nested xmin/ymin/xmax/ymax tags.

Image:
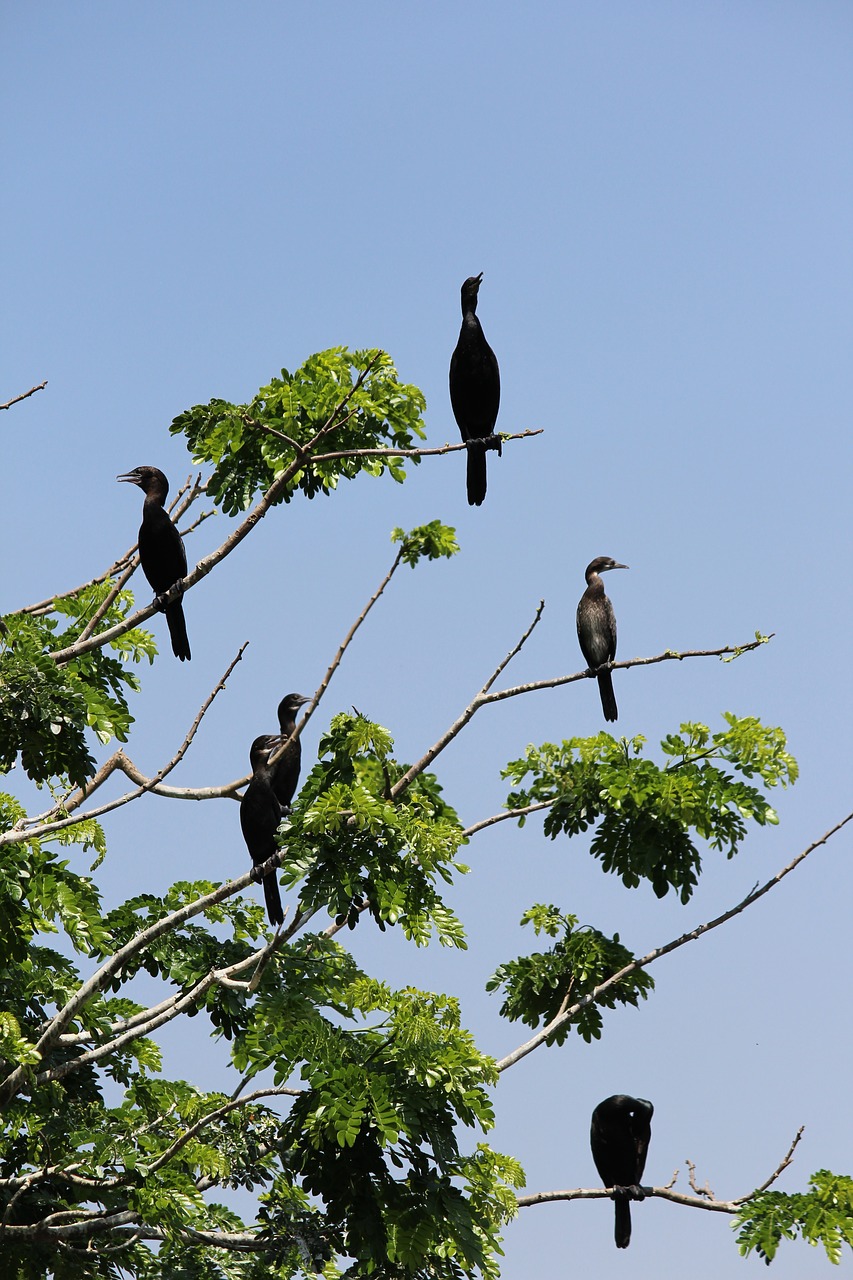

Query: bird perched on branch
<box><xmin>576</xmin><ymin>556</ymin><xmax>628</xmax><ymax>721</ymax></box>
<box><xmin>240</xmin><ymin>734</ymin><xmax>285</xmax><ymax>927</ymax></box>
<box><xmin>590</xmin><ymin>1094</ymin><xmax>654</xmax><ymax>1248</ymax></box>
<box><xmin>449</xmin><ymin>273</ymin><xmax>501</xmax><ymax>506</ymax></box>
<box><xmin>272</xmin><ymin>693</ymin><xmax>310</xmax><ymax>810</ymax></box>
<box><xmin>117</xmin><ymin>466</ymin><xmax>191</xmax><ymax>661</ymax></box>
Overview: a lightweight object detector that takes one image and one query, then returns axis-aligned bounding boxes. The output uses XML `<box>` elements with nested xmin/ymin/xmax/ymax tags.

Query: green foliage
<box><xmin>503</xmin><ymin>717</ymin><xmax>798</xmax><ymax>902</ymax></box>
<box><xmin>0</xmin><ymin>811</ymin><xmax>110</xmax><ymax>965</ymax></box>
<box><xmin>0</xmin><ymin>344</ymin><xmax>838</xmax><ymax>1277</ymax></box>
<box><xmin>486</xmin><ymin>905</ymin><xmax>654</xmax><ymax>1043</ymax></box>
<box><xmin>171</xmin><ymin>348</ymin><xmax>427</xmax><ymax>513</ymax></box>
<box><xmin>734</xmin><ymin>1172</ymin><xmax>853</xmax><ymax>1265</ymax></box>
<box><xmin>276</xmin><ymin>986</ymin><xmax>511</xmax><ymax>1278</ymax></box>
<box><xmin>391</xmin><ymin>520</ymin><xmax>460</xmax><ymax>567</ymax></box>
<box><xmin>1</xmin><ymin>584</ymin><xmax>156</xmax><ymax>788</ymax></box>
<box><xmin>282</xmin><ymin>711</ymin><xmax>468</xmax><ymax>947</ymax></box>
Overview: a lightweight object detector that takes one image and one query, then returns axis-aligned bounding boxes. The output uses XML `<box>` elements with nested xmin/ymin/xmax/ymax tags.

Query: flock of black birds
<box><xmin>116</xmin><ymin>276</ymin><xmax>647</xmax><ymax>1248</ymax></box>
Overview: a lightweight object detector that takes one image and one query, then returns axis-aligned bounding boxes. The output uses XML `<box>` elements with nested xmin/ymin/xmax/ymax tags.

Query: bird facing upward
<box><xmin>576</xmin><ymin>556</ymin><xmax>628</xmax><ymax>722</ymax></box>
<box><xmin>449</xmin><ymin>273</ymin><xmax>501</xmax><ymax>506</ymax></box>
<box><xmin>590</xmin><ymin>1094</ymin><xmax>654</xmax><ymax>1248</ymax></box>
<box><xmin>117</xmin><ymin>466</ymin><xmax>191</xmax><ymax>661</ymax></box>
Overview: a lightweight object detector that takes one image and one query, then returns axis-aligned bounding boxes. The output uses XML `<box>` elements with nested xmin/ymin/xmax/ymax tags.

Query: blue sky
<box><xmin>2</xmin><ymin>3</ymin><xmax>851</xmax><ymax>1276</ymax></box>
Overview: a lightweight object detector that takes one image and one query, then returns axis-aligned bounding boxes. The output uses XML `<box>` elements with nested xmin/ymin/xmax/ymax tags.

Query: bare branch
<box><xmin>496</xmin><ymin>812</ymin><xmax>852</xmax><ymax>1072</ymax></box>
<box><xmin>462</xmin><ymin>800</ymin><xmax>554</xmax><ymax>838</ymax></box>
<box><xmin>390</xmin><ymin>601</ymin><xmax>546</xmax><ymax>799</ymax></box>
<box><xmin>1</xmin><ymin>646</ymin><xmax>249</xmax><ymax>846</ymax></box>
<box><xmin>480</xmin><ymin>634</ymin><xmax>774</xmax><ymax>709</ymax></box>
<box><xmin>732</xmin><ymin>1127</ymin><xmax>805</xmax><ymax>1203</ymax></box>
<box><xmin>518</xmin><ymin>1129</ymin><xmax>806</xmax><ymax>1218</ymax></box>
<box><xmin>0</xmin><ymin>847</ymin><xmax>295</xmax><ymax>1106</ymax></box>
<box><xmin>517</xmin><ymin>1184</ymin><xmax>739</xmax><ymax>1214</ymax></box>
<box><xmin>267</xmin><ymin>541</ymin><xmax>407</xmax><ymax>774</ymax></box>
<box><xmin>245</xmin><ymin>426</ymin><xmax>543</xmax><ymax>466</ymax></box>
<box><xmin>17</xmin><ymin>478</ymin><xmax>209</xmax><ymax>616</ymax></box>
<box><xmin>1</xmin><ymin>380</ymin><xmax>47</xmax><ymax>411</ymax></box>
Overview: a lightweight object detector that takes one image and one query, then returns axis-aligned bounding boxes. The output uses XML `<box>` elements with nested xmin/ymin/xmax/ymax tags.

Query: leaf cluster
<box><xmin>281</xmin><ymin>712</ymin><xmax>467</xmax><ymax>947</ymax></box>
<box><xmin>1</xmin><ymin>585</ymin><xmax>157</xmax><ymax>788</ymax></box>
<box><xmin>734</xmin><ymin>1171</ymin><xmax>853</xmax><ymax>1265</ymax></box>
<box><xmin>503</xmin><ymin>717</ymin><xmax>798</xmax><ymax>902</ymax></box>
<box><xmin>171</xmin><ymin>348</ymin><xmax>427</xmax><ymax>514</ymax></box>
<box><xmin>486</xmin><ymin>904</ymin><xmax>653</xmax><ymax>1044</ymax></box>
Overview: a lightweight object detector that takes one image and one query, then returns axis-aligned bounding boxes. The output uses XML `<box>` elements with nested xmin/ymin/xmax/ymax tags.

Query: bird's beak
<box><xmin>116</xmin><ymin>472</ymin><xmax>136</xmax><ymax>484</ymax></box>
<box><xmin>613</xmin><ymin>562</ymin><xmax>629</xmax><ymax>570</ymax></box>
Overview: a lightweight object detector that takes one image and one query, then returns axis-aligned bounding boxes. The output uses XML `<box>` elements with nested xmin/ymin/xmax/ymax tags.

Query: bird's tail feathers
<box><xmin>262</xmin><ymin>872</ymin><xmax>284</xmax><ymax>927</ymax></box>
<box><xmin>597</xmin><ymin>669</ymin><xmax>617</xmax><ymax>722</ymax></box>
<box><xmin>466</xmin><ymin>444</ymin><xmax>487</xmax><ymax>506</ymax></box>
<box><xmin>165</xmin><ymin>601</ymin><xmax>191</xmax><ymax>662</ymax></box>
<box><xmin>614</xmin><ymin>1196</ymin><xmax>632</xmax><ymax>1249</ymax></box>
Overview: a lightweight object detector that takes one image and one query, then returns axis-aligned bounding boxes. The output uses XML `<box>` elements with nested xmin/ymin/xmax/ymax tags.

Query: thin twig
<box><xmin>1</xmin><ymin>646</ymin><xmax>249</xmax><ymax>846</ymax></box>
<box><xmin>1</xmin><ymin>381</ymin><xmax>47</xmax><ymax>411</ymax></box>
<box><xmin>518</xmin><ymin>1129</ymin><xmax>806</xmax><ymax>1217</ymax></box>
<box><xmin>0</xmin><ymin>851</ymin><xmax>296</xmax><ymax>1106</ymax></box>
<box><xmin>496</xmin><ymin>813</ymin><xmax>852</xmax><ymax>1072</ymax></box>
<box><xmin>267</xmin><ymin>543</ymin><xmax>406</xmax><ymax>774</ymax></box>
<box><xmin>390</xmin><ymin>601</ymin><xmax>546</xmax><ymax>800</ymax></box>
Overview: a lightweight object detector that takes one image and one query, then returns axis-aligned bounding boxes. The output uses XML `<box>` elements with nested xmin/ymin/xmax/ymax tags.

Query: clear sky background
<box><xmin>2</xmin><ymin>3</ymin><xmax>851</xmax><ymax>1276</ymax></box>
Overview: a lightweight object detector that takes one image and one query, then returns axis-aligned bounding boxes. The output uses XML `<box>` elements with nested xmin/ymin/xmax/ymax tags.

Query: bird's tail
<box><xmin>262</xmin><ymin>871</ymin><xmax>284</xmax><ymax>927</ymax></box>
<box><xmin>165</xmin><ymin>601</ymin><xmax>191</xmax><ymax>662</ymax></box>
<box><xmin>466</xmin><ymin>443</ymin><xmax>487</xmax><ymax>506</ymax></box>
<box><xmin>597</xmin><ymin>669</ymin><xmax>618</xmax><ymax>722</ymax></box>
<box><xmin>614</xmin><ymin>1195</ymin><xmax>632</xmax><ymax>1249</ymax></box>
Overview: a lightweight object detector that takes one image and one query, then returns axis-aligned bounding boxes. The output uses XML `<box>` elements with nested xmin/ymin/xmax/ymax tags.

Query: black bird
<box><xmin>240</xmin><ymin>734</ymin><xmax>285</xmax><ymax>926</ymax></box>
<box><xmin>590</xmin><ymin>1094</ymin><xmax>654</xmax><ymax>1249</ymax></box>
<box><xmin>117</xmin><ymin>466</ymin><xmax>191</xmax><ymax>661</ymax></box>
<box><xmin>576</xmin><ymin>556</ymin><xmax>628</xmax><ymax>722</ymax></box>
<box><xmin>449</xmin><ymin>273</ymin><xmax>501</xmax><ymax>506</ymax></box>
<box><xmin>271</xmin><ymin>693</ymin><xmax>310</xmax><ymax>810</ymax></box>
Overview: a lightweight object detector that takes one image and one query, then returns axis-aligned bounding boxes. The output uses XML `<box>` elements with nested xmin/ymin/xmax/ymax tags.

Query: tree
<box><xmin>1</xmin><ymin>355</ymin><xmax>850</xmax><ymax>1277</ymax></box>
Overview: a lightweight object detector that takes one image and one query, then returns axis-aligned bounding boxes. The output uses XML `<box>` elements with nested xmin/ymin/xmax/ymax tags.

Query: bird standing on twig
<box><xmin>449</xmin><ymin>273</ymin><xmax>501</xmax><ymax>506</ymax></box>
<box><xmin>117</xmin><ymin>466</ymin><xmax>191</xmax><ymax>661</ymax></box>
<box><xmin>590</xmin><ymin>1094</ymin><xmax>654</xmax><ymax>1248</ymax></box>
<box><xmin>576</xmin><ymin>556</ymin><xmax>627</xmax><ymax>721</ymax></box>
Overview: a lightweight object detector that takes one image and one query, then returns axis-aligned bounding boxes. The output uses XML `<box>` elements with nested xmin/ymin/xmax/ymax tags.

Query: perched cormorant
<box><xmin>117</xmin><ymin>466</ymin><xmax>191</xmax><ymax>661</ymax></box>
<box><xmin>240</xmin><ymin>734</ymin><xmax>285</xmax><ymax>927</ymax></box>
<box><xmin>590</xmin><ymin>1094</ymin><xmax>654</xmax><ymax>1249</ymax></box>
<box><xmin>576</xmin><ymin>556</ymin><xmax>627</xmax><ymax>722</ymax></box>
<box><xmin>449</xmin><ymin>273</ymin><xmax>501</xmax><ymax>506</ymax></box>
<box><xmin>271</xmin><ymin>692</ymin><xmax>310</xmax><ymax>810</ymax></box>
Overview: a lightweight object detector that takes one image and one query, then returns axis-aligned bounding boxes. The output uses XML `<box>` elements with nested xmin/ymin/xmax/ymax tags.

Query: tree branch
<box><xmin>0</xmin><ymin>380</ymin><xmax>47</xmax><ymax>411</ymax></box>
<box><xmin>1</xmin><ymin>646</ymin><xmax>249</xmax><ymax>845</ymax></box>
<box><xmin>266</xmin><ymin>541</ymin><xmax>407</xmax><ymax>775</ymax></box>
<box><xmin>496</xmin><ymin>813</ymin><xmax>852</xmax><ymax>1072</ymax></box>
<box><xmin>0</xmin><ymin>852</ymin><xmax>296</xmax><ymax>1107</ymax></box>
<box><xmin>391</xmin><ymin>624</ymin><xmax>767</xmax><ymax>803</ymax></box>
<box><xmin>517</xmin><ymin>1128</ymin><xmax>806</xmax><ymax>1217</ymax></box>
<box><xmin>390</xmin><ymin>601</ymin><xmax>546</xmax><ymax>799</ymax></box>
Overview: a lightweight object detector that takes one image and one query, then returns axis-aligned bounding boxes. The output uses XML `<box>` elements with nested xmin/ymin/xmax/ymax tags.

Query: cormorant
<box><xmin>271</xmin><ymin>692</ymin><xmax>310</xmax><ymax>810</ymax></box>
<box><xmin>240</xmin><ymin>733</ymin><xmax>285</xmax><ymax>926</ymax></box>
<box><xmin>576</xmin><ymin>556</ymin><xmax>627</xmax><ymax>722</ymax></box>
<box><xmin>590</xmin><ymin>1094</ymin><xmax>654</xmax><ymax>1249</ymax></box>
<box><xmin>117</xmin><ymin>466</ymin><xmax>191</xmax><ymax>661</ymax></box>
<box><xmin>449</xmin><ymin>273</ymin><xmax>501</xmax><ymax>506</ymax></box>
